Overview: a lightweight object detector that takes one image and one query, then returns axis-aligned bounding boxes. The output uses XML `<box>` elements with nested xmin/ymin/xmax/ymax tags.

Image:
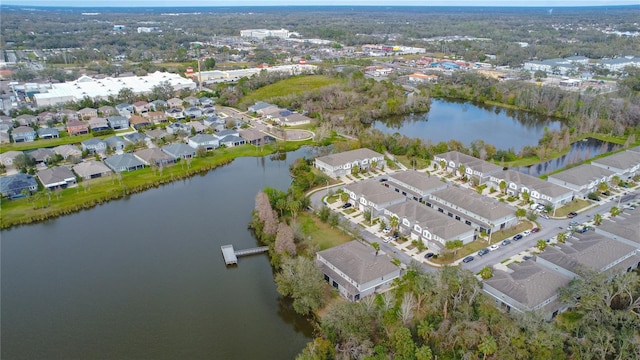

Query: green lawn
<box><xmin>297</xmin><ymin>213</ymin><xmax>353</xmax><ymax>250</ymax></box>
<box><xmin>554</xmin><ymin>199</ymin><xmax>592</xmax><ymax>217</ymax></box>
<box><xmin>0</xmin><ymin>133</ymin><xmax>94</xmax><ymax>153</ymax></box>
<box><xmin>239</xmin><ymin>75</ymin><xmax>342</xmax><ymax>109</ymax></box>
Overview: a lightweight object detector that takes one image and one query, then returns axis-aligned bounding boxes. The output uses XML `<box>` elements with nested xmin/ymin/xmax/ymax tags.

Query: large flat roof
<box><xmin>386</xmin><ymin>201</ymin><xmax>474</xmax><ymax>240</ymax></box>
<box><xmin>548</xmin><ymin>164</ymin><xmax>614</xmax><ymax>187</ymax></box>
<box><xmin>431</xmin><ymin>186</ymin><xmax>515</xmax><ymax>222</ymax></box>
<box><xmin>317</xmin><ymin>241</ymin><xmax>399</xmax><ymax>285</ymax></box>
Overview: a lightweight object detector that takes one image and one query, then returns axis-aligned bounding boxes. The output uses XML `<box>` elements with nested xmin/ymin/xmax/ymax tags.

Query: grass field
<box><xmin>239</xmin><ymin>75</ymin><xmax>342</xmax><ymax>109</ymax></box>
<box><xmin>0</xmin><ymin>133</ymin><xmax>95</xmax><ymax>153</ymax></box>
<box><xmin>297</xmin><ymin>212</ymin><xmax>353</xmax><ymax>250</ymax></box>
<box><xmin>554</xmin><ymin>199</ymin><xmax>592</xmax><ymax>217</ymax></box>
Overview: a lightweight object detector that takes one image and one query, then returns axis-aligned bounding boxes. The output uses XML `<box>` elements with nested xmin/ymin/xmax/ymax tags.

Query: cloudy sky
<box><xmin>2</xmin><ymin>0</ymin><xmax>639</xmax><ymax>6</ymax></box>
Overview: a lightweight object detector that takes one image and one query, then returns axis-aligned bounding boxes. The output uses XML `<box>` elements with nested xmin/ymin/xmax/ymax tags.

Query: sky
<box><xmin>1</xmin><ymin>0</ymin><xmax>639</xmax><ymax>7</ymax></box>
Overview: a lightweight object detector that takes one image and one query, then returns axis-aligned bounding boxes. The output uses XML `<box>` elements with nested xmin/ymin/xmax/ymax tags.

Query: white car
<box><xmin>383</xmin><ymin>236</ymin><xmax>393</xmax><ymax>243</ymax></box>
<box><xmin>522</xmin><ymin>230</ymin><xmax>531</xmax><ymax>236</ymax></box>
<box><xmin>489</xmin><ymin>244</ymin><xmax>500</xmax><ymax>251</ymax></box>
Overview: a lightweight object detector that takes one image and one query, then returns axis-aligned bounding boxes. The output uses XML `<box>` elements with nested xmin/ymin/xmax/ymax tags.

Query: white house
<box><xmin>315</xmin><ymin>148</ymin><xmax>385</xmax><ymax>178</ymax></box>
<box><xmin>488</xmin><ymin>170</ymin><xmax>574</xmax><ymax>209</ymax></box>
<box><xmin>343</xmin><ymin>179</ymin><xmax>407</xmax><ymax>217</ymax></box>
<box><xmin>547</xmin><ymin>164</ymin><xmax>615</xmax><ymax>198</ymax></box>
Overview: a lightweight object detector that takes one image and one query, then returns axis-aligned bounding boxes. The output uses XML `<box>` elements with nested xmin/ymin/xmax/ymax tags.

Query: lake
<box><xmin>373</xmin><ymin>99</ymin><xmax>563</xmax><ymax>151</ymax></box>
<box><xmin>1</xmin><ymin>148</ymin><xmax>314</xmax><ymax>360</ymax></box>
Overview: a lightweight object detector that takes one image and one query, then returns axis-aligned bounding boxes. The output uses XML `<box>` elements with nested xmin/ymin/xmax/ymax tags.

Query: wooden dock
<box><xmin>221</xmin><ymin>245</ymin><xmax>269</xmax><ymax>266</ymax></box>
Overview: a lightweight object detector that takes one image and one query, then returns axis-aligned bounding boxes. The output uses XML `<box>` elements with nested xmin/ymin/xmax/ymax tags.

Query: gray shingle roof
<box><xmin>386</xmin><ymin>201</ymin><xmax>474</xmax><ymax>241</ymax></box>
<box><xmin>316</xmin><ymin>148</ymin><xmax>384</xmax><ymax>167</ymax></box>
<box><xmin>317</xmin><ymin>241</ymin><xmax>399</xmax><ymax>285</ymax></box>
<box><xmin>104</xmin><ymin>154</ymin><xmax>145</xmax><ymax>172</ymax></box>
<box><xmin>591</xmin><ymin>151</ymin><xmax>640</xmax><ymax>171</ymax></box>
<box><xmin>484</xmin><ymin>261</ymin><xmax>571</xmax><ymax>310</ymax></box>
<box><xmin>435</xmin><ymin>151</ymin><xmax>502</xmax><ymax>175</ymax></box>
<box><xmin>597</xmin><ymin>211</ymin><xmax>640</xmax><ymax>246</ymax></box>
<box><xmin>548</xmin><ymin>164</ymin><xmax>614</xmax><ymax>187</ymax></box>
<box><xmin>388</xmin><ymin>170</ymin><xmax>445</xmax><ymax>194</ymax></box>
<box><xmin>431</xmin><ymin>186</ymin><xmax>515</xmax><ymax>222</ymax></box>
<box><xmin>72</xmin><ymin>160</ymin><xmax>112</xmax><ymax>178</ymax></box>
<box><xmin>345</xmin><ymin>179</ymin><xmax>406</xmax><ymax>206</ymax></box>
<box><xmin>494</xmin><ymin>170</ymin><xmax>573</xmax><ymax>198</ymax></box>
<box><xmin>37</xmin><ymin>166</ymin><xmax>75</xmax><ymax>187</ymax></box>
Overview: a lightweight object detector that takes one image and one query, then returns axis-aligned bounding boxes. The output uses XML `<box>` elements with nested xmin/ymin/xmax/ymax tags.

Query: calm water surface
<box><xmin>373</xmin><ymin>99</ymin><xmax>563</xmax><ymax>151</ymax></box>
<box><xmin>1</xmin><ymin>148</ymin><xmax>314</xmax><ymax>360</ymax></box>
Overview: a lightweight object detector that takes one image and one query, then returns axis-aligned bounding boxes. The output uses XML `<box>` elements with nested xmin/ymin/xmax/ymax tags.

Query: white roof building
<box><xmin>34</xmin><ymin>72</ymin><xmax>196</xmax><ymax>108</ymax></box>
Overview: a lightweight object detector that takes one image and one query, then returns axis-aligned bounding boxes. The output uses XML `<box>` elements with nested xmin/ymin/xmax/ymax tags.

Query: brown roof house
<box><xmin>66</xmin><ymin>120</ymin><xmax>89</xmax><ymax>135</ymax></box>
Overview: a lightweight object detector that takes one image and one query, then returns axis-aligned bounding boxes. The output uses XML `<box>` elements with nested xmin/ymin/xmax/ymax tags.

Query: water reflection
<box><xmin>514</xmin><ymin>138</ymin><xmax>620</xmax><ymax>176</ymax></box>
<box><xmin>374</xmin><ymin>99</ymin><xmax>563</xmax><ymax>151</ymax></box>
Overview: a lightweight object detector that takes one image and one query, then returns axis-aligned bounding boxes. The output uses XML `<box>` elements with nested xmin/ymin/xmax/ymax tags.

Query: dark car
<box><xmin>379</xmin><ymin>178</ymin><xmax>388</xmax><ymax>182</ymax></box>
<box><xmin>478</xmin><ymin>248</ymin><xmax>490</xmax><ymax>256</ymax></box>
<box><xmin>424</xmin><ymin>252</ymin><xmax>435</xmax><ymax>259</ymax></box>
<box><xmin>512</xmin><ymin>234</ymin><xmax>523</xmax><ymax>241</ymax></box>
<box><xmin>462</xmin><ymin>256</ymin><xmax>474</xmax><ymax>263</ymax></box>
<box><xmin>341</xmin><ymin>203</ymin><xmax>352</xmax><ymax>209</ymax></box>
<box><xmin>501</xmin><ymin>239</ymin><xmax>512</xmax><ymax>246</ymax></box>
<box><xmin>567</xmin><ymin>212</ymin><xmax>578</xmax><ymax>218</ymax></box>
<box><xmin>523</xmin><ymin>255</ymin><xmax>532</xmax><ymax>261</ymax></box>
<box><xmin>531</xmin><ymin>227</ymin><xmax>540</xmax><ymax>233</ymax></box>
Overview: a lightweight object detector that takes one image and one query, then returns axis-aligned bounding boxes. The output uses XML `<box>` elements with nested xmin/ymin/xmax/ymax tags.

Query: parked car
<box><xmin>540</xmin><ymin>214</ymin><xmax>550</xmax><ymax>220</ymax></box>
<box><xmin>462</xmin><ymin>256</ymin><xmax>474</xmax><ymax>263</ymax></box>
<box><xmin>531</xmin><ymin>227</ymin><xmax>540</xmax><ymax>233</ymax></box>
<box><xmin>513</xmin><ymin>234</ymin><xmax>523</xmax><ymax>241</ymax></box>
<box><xmin>501</xmin><ymin>239</ymin><xmax>512</xmax><ymax>246</ymax></box>
<box><xmin>569</xmin><ymin>221</ymin><xmax>580</xmax><ymax>226</ymax></box>
<box><xmin>383</xmin><ymin>236</ymin><xmax>393</xmax><ymax>243</ymax></box>
<box><xmin>379</xmin><ymin>178</ymin><xmax>388</xmax><ymax>182</ymax></box>
<box><xmin>382</xmin><ymin>228</ymin><xmax>391</xmax><ymax>234</ymax></box>
<box><xmin>424</xmin><ymin>252</ymin><xmax>435</xmax><ymax>259</ymax></box>
<box><xmin>522</xmin><ymin>230</ymin><xmax>531</xmax><ymax>236</ymax></box>
<box><xmin>478</xmin><ymin>248</ymin><xmax>490</xmax><ymax>256</ymax></box>
<box><xmin>342</xmin><ymin>203</ymin><xmax>352</xmax><ymax>209</ymax></box>
<box><xmin>489</xmin><ymin>244</ymin><xmax>500</xmax><ymax>251</ymax></box>
<box><xmin>523</xmin><ymin>255</ymin><xmax>532</xmax><ymax>261</ymax></box>
<box><xmin>567</xmin><ymin>212</ymin><xmax>578</xmax><ymax>218</ymax></box>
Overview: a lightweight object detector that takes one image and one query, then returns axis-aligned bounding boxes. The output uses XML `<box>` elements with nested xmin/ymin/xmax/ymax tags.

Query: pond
<box><xmin>1</xmin><ymin>148</ymin><xmax>314</xmax><ymax>360</ymax></box>
<box><xmin>373</xmin><ymin>99</ymin><xmax>563</xmax><ymax>151</ymax></box>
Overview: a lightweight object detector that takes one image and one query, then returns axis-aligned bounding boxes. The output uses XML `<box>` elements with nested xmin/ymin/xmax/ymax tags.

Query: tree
<box><xmin>13</xmin><ymin>153</ymin><xmax>35</xmax><ymax>172</ymax></box>
<box><xmin>478</xmin><ymin>336</ymin><xmax>497</xmax><ymax>360</ymax></box>
<box><xmin>521</xmin><ymin>190</ymin><xmax>530</xmax><ymax>203</ymax></box>
<box><xmin>557</xmin><ymin>232</ymin><xmax>567</xmax><ymax>243</ymax></box>
<box><xmin>275</xmin><ymin>222</ymin><xmax>296</xmax><ymax>256</ymax></box>
<box><xmin>479</xmin><ymin>266</ymin><xmax>493</xmax><ymax>279</ymax></box>
<box><xmin>275</xmin><ymin>256</ymin><xmax>326</xmax><ymax>315</ymax></box>
<box><xmin>536</xmin><ymin>239</ymin><xmax>548</xmax><ymax>251</ymax></box>
<box><xmin>499</xmin><ymin>180</ymin><xmax>507</xmax><ymax>194</ymax></box>
<box><xmin>445</xmin><ymin>239</ymin><xmax>464</xmax><ymax>258</ymax></box>
<box><xmin>117</xmin><ymin>87</ymin><xmax>135</xmax><ymax>103</ymax></box>
<box><xmin>515</xmin><ymin>208</ymin><xmax>526</xmax><ymax>219</ymax></box>
<box><xmin>610</xmin><ymin>175</ymin><xmax>621</xmax><ymax>188</ymax></box>
<box><xmin>195</xmin><ymin>146</ymin><xmax>207</xmax><ymax>158</ymax></box>
<box><xmin>392</xmin><ymin>327</ymin><xmax>415</xmax><ymax>360</ymax></box>
<box><xmin>439</xmin><ymin>159</ymin><xmax>446</xmax><ymax>170</ymax></box>
<box><xmin>593</xmin><ymin>213</ymin><xmax>603</xmax><ymax>226</ymax></box>
<box><xmin>390</xmin><ymin>216</ymin><xmax>399</xmax><ymax>234</ymax></box>
<box><xmin>458</xmin><ymin>163</ymin><xmax>466</xmax><ymax>178</ymax></box>
<box><xmin>204</xmin><ymin>57</ymin><xmax>216</xmax><ymax>70</ymax></box>
<box><xmin>372</xmin><ymin>242</ymin><xmax>380</xmax><ymax>255</ymax></box>
<box><xmin>415</xmin><ymin>346</ymin><xmax>433</xmax><ymax>360</ymax></box>
<box><xmin>610</xmin><ymin>206</ymin><xmax>621</xmax><ymax>217</ymax></box>
<box><xmin>150</xmin><ymin>81</ymin><xmax>175</xmax><ymax>101</ymax></box>
<box><xmin>598</xmin><ymin>181</ymin><xmax>609</xmax><ymax>193</ymax></box>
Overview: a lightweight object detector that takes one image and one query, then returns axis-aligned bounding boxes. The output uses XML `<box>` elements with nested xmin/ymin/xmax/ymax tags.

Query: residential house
<box><xmin>316</xmin><ymin>241</ymin><xmax>401</xmax><ymax>301</ymax></box>
<box><xmin>37</xmin><ymin>128</ymin><xmax>60</xmax><ymax>139</ymax></box>
<box><xmin>596</xmin><ymin>211</ymin><xmax>640</xmax><ymax>250</ymax></box>
<box><xmin>72</xmin><ymin>160</ymin><xmax>112</xmax><ymax>180</ymax></box>
<box><xmin>482</xmin><ymin>260</ymin><xmax>572</xmax><ymax>320</ymax></box>
<box><xmin>536</xmin><ymin>232</ymin><xmax>640</xmax><ymax>278</ymax></box>
<box><xmin>433</xmin><ymin>151</ymin><xmax>502</xmax><ymax>184</ymax></box>
<box><xmin>162</xmin><ymin>143</ymin><xmax>196</xmax><ymax>159</ymax></box>
<box><xmin>0</xmin><ymin>151</ymin><xmax>23</xmax><ymax>166</ymax></box>
<box><xmin>66</xmin><ymin>120</ymin><xmax>89</xmax><ymax>135</ymax></box>
<box><xmin>104</xmin><ymin>136</ymin><xmax>126</xmax><ymax>151</ymax></box>
<box><xmin>315</xmin><ymin>148</ymin><xmax>385</xmax><ymax>178</ymax></box>
<box><xmin>383</xmin><ymin>201</ymin><xmax>475</xmax><ymax>253</ymax></box>
<box><xmin>167</xmin><ymin>97</ymin><xmax>183</xmax><ymax>109</ymax></box>
<box><xmin>129</xmin><ymin>115</ymin><xmax>151</xmax><ymax>130</ymax></box>
<box><xmin>37</xmin><ymin>166</ymin><xmax>77</xmax><ymax>189</ymax></box>
<box><xmin>279</xmin><ymin>112</ymin><xmax>311</xmax><ymax>126</ymax></box>
<box><xmin>15</xmin><ymin>114</ymin><xmax>37</xmax><ymax>126</ymax></box>
<box><xmin>107</xmin><ymin>116</ymin><xmax>129</xmax><ymax>130</ymax></box>
<box><xmin>81</xmin><ymin>138</ymin><xmax>107</xmax><ymax>154</ymax></box>
<box><xmin>489</xmin><ymin>170</ymin><xmax>574</xmax><ymax>209</ymax></box>
<box><xmin>147</xmin><ymin>111</ymin><xmax>168</xmax><ymax>124</ymax></box>
<box><xmin>145</xmin><ymin>129</ymin><xmax>169</xmax><ymax>141</ymax></box>
<box><xmin>240</xmin><ymin>128</ymin><xmax>275</xmax><ymax>146</ymax></box>
<box><xmin>149</xmin><ymin>99</ymin><xmax>168</xmax><ymax>111</ymax></box>
<box><xmin>386</xmin><ymin>170</ymin><xmax>447</xmax><ymax>202</ymax></box>
<box><xmin>38</xmin><ymin>111</ymin><xmax>57</xmax><ymax>125</ymax></box>
<box><xmin>29</xmin><ymin>148</ymin><xmax>55</xmax><ymax>165</ymax></box>
<box><xmin>98</xmin><ymin>105</ymin><xmax>118</xmax><ymax>117</ymax></box>
<box><xmin>199</xmin><ymin>97</ymin><xmax>214</xmax><ymax>106</ymax></box>
<box><xmin>58</xmin><ymin>109</ymin><xmax>79</xmax><ymax>122</ymax></box>
<box><xmin>408</xmin><ymin>72</ymin><xmax>438</xmax><ymax>83</ymax></box>
<box><xmin>133</xmin><ymin>101</ymin><xmax>150</xmax><ymax>115</ymax></box>
<box><xmin>11</xmin><ymin>126</ymin><xmax>36</xmax><ymax>142</ymax></box>
<box><xmin>248</xmin><ymin>101</ymin><xmax>275</xmax><ymax>114</ymax></box>
<box><xmin>123</xmin><ymin>132</ymin><xmax>149</xmax><ymax>145</ymax></box>
<box><xmin>547</xmin><ymin>164</ymin><xmax>615</xmax><ymax>198</ymax></box>
<box><xmin>261</xmin><ymin>106</ymin><xmax>285</xmax><ymax>121</ymax></box>
<box><xmin>186</xmin><ymin>121</ymin><xmax>207</xmax><ymax>134</ymax></box>
<box><xmin>53</xmin><ymin>145</ymin><xmax>82</xmax><ymax>159</ymax></box>
<box><xmin>165</xmin><ymin>108</ymin><xmax>184</xmax><ymax>120</ymax></box>
<box><xmin>343</xmin><ymin>179</ymin><xmax>407</xmax><ymax>217</ymax></box>
<box><xmin>134</xmin><ymin>148</ymin><xmax>175</xmax><ymax>167</ymax></box>
<box><xmin>115</xmin><ymin>103</ymin><xmax>134</xmax><ymax>118</ymax></box>
<box><xmin>202</xmin><ymin>106</ymin><xmax>216</xmax><ymax>116</ymax></box>
<box><xmin>0</xmin><ymin>173</ymin><xmax>39</xmax><ymax>199</ymax></box>
<box><xmin>203</xmin><ymin>115</ymin><xmax>224</xmax><ymax>128</ymax></box>
<box><xmin>0</xmin><ymin>132</ymin><xmax>10</xmax><ymax>144</ymax></box>
<box><xmin>183</xmin><ymin>107</ymin><xmax>203</xmax><ymax>119</ymax></box>
<box><xmin>78</xmin><ymin>107</ymin><xmax>98</xmax><ymax>120</ymax></box>
<box><xmin>427</xmin><ymin>186</ymin><xmax>517</xmax><ymax>234</ymax></box>
<box><xmin>166</xmin><ymin>122</ymin><xmax>190</xmax><ymax>135</ymax></box>
<box><xmin>104</xmin><ymin>153</ymin><xmax>145</xmax><ymax>173</ymax></box>
<box><xmin>88</xmin><ymin>117</ymin><xmax>111</xmax><ymax>132</ymax></box>
<box><xmin>183</xmin><ymin>96</ymin><xmax>199</xmax><ymax>106</ymax></box>
<box><xmin>590</xmin><ymin>150</ymin><xmax>640</xmax><ymax>181</ymax></box>
<box><xmin>188</xmin><ymin>134</ymin><xmax>219</xmax><ymax>151</ymax></box>
<box><xmin>218</xmin><ymin>135</ymin><xmax>246</xmax><ymax>148</ymax></box>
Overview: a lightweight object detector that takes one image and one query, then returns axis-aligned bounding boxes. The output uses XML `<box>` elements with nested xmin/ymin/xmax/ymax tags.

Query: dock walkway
<box><xmin>221</xmin><ymin>245</ymin><xmax>269</xmax><ymax>265</ymax></box>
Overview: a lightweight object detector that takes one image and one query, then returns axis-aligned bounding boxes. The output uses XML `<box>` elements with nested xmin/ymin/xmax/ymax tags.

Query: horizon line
<box><xmin>2</xmin><ymin>4</ymin><xmax>639</xmax><ymax>8</ymax></box>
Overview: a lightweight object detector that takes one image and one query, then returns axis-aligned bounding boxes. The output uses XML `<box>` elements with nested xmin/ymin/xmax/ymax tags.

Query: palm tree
<box><xmin>557</xmin><ymin>232</ymin><xmax>567</xmax><ymax>243</ymax></box>
<box><xmin>515</xmin><ymin>208</ymin><xmax>526</xmax><ymax>220</ymax></box>
<box><xmin>536</xmin><ymin>239</ymin><xmax>547</xmax><ymax>251</ymax></box>
<box><xmin>479</xmin><ymin>336</ymin><xmax>497</xmax><ymax>360</ymax></box>
<box><xmin>597</xmin><ymin>181</ymin><xmax>609</xmax><ymax>194</ymax></box>
<box><xmin>610</xmin><ymin>206</ymin><xmax>621</xmax><ymax>217</ymax></box>
<box><xmin>458</xmin><ymin>164</ymin><xmax>466</xmax><ymax>178</ymax></box>
<box><xmin>439</xmin><ymin>159</ymin><xmax>446</xmax><ymax>171</ymax></box>
<box><xmin>521</xmin><ymin>190</ymin><xmax>530</xmax><ymax>203</ymax></box>
<box><xmin>372</xmin><ymin>242</ymin><xmax>380</xmax><ymax>256</ymax></box>
<box><xmin>593</xmin><ymin>213</ymin><xmax>603</xmax><ymax>226</ymax></box>
<box><xmin>499</xmin><ymin>180</ymin><xmax>507</xmax><ymax>194</ymax></box>
<box><xmin>390</xmin><ymin>216</ymin><xmax>399</xmax><ymax>234</ymax></box>
<box><xmin>445</xmin><ymin>239</ymin><xmax>464</xmax><ymax>258</ymax></box>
